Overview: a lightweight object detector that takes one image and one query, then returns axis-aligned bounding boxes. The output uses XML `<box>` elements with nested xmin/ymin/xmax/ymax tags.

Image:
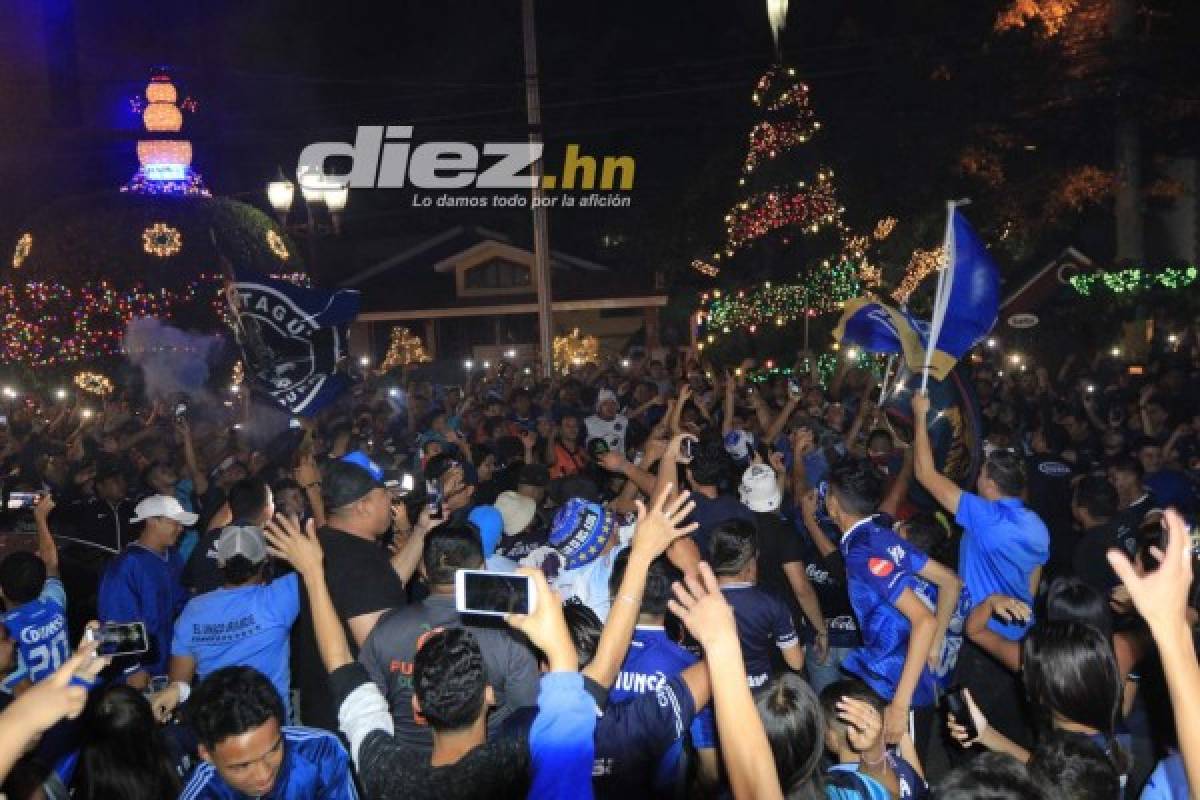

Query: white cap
<box><xmin>595</xmin><ymin>389</ymin><xmax>618</xmax><ymax>411</ymax></box>
<box><xmin>216</xmin><ymin>525</ymin><xmax>267</xmax><ymax>566</ymax></box>
<box><xmin>739</xmin><ymin>463</ymin><xmax>782</xmax><ymax>513</ymax></box>
<box><xmin>130</xmin><ymin>494</ymin><xmax>198</xmax><ymax>526</ymax></box>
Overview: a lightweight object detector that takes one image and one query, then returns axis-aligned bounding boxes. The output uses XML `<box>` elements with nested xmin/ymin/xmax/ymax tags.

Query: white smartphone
<box><xmin>85</xmin><ymin>621</ymin><xmax>150</xmax><ymax>657</ymax></box>
<box><xmin>455</xmin><ymin>569</ymin><xmax>536</xmax><ymax>617</ymax></box>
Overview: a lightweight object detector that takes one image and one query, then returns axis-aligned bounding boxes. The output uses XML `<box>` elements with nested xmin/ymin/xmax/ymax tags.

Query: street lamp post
<box><xmin>266</xmin><ymin>167</ymin><xmax>347</xmax><ymax>272</ymax></box>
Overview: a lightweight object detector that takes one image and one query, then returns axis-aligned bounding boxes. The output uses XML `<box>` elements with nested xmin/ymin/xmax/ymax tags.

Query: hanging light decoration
<box><xmin>142</xmin><ymin>222</ymin><xmax>183</xmax><ymax>258</ymax></box>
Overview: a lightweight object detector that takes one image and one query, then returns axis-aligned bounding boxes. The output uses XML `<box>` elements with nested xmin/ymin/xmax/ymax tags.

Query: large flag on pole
<box><xmin>228</xmin><ymin>271</ymin><xmax>360</xmax><ymax>415</ymax></box>
<box><xmin>834</xmin><ymin>205</ymin><xmax>998</xmax><ymax>383</ymax></box>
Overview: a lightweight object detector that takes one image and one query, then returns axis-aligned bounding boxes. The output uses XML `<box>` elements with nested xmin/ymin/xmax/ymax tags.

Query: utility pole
<box><xmin>522</xmin><ymin>0</ymin><xmax>555</xmax><ymax>378</ymax></box>
<box><xmin>1111</xmin><ymin>0</ymin><xmax>1143</xmax><ymax>263</ymax></box>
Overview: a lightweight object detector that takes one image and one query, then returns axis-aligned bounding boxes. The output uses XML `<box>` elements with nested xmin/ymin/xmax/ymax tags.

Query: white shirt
<box><xmin>553</xmin><ymin>545</ymin><xmax>626</xmax><ymax>622</ymax></box>
<box><xmin>585</xmin><ymin>413</ymin><xmax>629</xmax><ymax>454</ymax></box>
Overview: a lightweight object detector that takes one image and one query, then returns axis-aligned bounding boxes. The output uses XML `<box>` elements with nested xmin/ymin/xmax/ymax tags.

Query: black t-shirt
<box><xmin>1025</xmin><ymin>454</ymin><xmax>1077</xmax><ymax>580</ymax></box>
<box><xmin>292</xmin><ymin>527</ymin><xmax>408</xmax><ymax>731</ymax></box>
<box><xmin>1073</xmin><ymin>520</ymin><xmax>1138</xmax><ymax>595</ymax></box>
<box><xmin>753</xmin><ymin>510</ymin><xmax>808</xmax><ymax>632</ymax></box>
<box><xmin>797</xmin><ymin>524</ymin><xmax>861</xmax><ymax>648</ymax></box>
<box><xmin>182</xmin><ymin>527</ymin><xmax>222</xmax><ymax>594</ymax></box>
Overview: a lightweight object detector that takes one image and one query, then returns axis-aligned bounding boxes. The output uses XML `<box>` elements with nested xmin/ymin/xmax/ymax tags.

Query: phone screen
<box><xmin>6</xmin><ymin>492</ymin><xmax>40</xmax><ymax>510</ymax></box>
<box><xmin>426</xmin><ymin>478</ymin><xmax>444</xmax><ymax>520</ymax></box>
<box><xmin>458</xmin><ymin>571</ymin><xmax>532</xmax><ymax>616</ymax></box>
<box><xmin>89</xmin><ymin>622</ymin><xmax>150</xmax><ymax>657</ymax></box>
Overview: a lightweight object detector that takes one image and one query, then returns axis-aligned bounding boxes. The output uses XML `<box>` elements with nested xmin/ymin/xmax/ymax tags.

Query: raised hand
<box><xmin>263</xmin><ymin>513</ymin><xmax>324</xmax><ymax>577</ymax></box>
<box><xmin>33</xmin><ymin>492</ymin><xmax>55</xmax><ymax>522</ymax></box>
<box><xmin>1108</xmin><ymin>508</ymin><xmax>1194</xmax><ymax>636</ymax></box>
<box><xmin>911</xmin><ymin>391</ymin><xmax>931</xmax><ymax>418</ymax></box>
<box><xmin>631</xmin><ymin>484</ymin><xmax>697</xmax><ymax>561</ymax></box>
<box><xmin>504</xmin><ymin>568</ymin><xmax>576</xmax><ymax>672</ymax></box>
<box><xmin>667</xmin><ymin>562</ymin><xmax>738</xmax><ymax>652</ymax></box>
<box><xmin>838</xmin><ymin>697</ymin><xmax>884</xmax><ymax>754</ymax></box>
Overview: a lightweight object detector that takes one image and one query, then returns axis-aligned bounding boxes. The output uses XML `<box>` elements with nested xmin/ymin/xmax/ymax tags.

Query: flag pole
<box><xmin>920</xmin><ymin>201</ymin><xmax>960</xmax><ymax>394</ymax></box>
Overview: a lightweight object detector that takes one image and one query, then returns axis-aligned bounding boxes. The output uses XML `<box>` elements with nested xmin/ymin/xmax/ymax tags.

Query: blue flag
<box><xmin>834</xmin><ymin>207</ymin><xmax>998</xmax><ymax>382</ymax></box>
<box><xmin>924</xmin><ymin>207</ymin><xmax>1000</xmax><ymax>380</ymax></box>
<box><xmin>230</xmin><ymin>272</ymin><xmax>360</xmax><ymax>415</ymax></box>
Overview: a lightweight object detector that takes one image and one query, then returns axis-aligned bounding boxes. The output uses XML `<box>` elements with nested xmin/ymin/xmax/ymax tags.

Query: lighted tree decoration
<box><xmin>553</xmin><ymin>329</ymin><xmax>599</xmax><ymax>374</ymax></box>
<box><xmin>378</xmin><ymin>327</ymin><xmax>432</xmax><ymax>372</ymax></box>
<box><xmin>1</xmin><ymin>68</ymin><xmax>303</xmax><ymax>369</ymax></box>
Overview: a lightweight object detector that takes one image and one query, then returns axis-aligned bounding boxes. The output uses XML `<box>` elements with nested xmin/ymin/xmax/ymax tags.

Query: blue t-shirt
<box><xmin>686</xmin><ymin>494</ymin><xmax>754</xmax><ymax>556</ymax></box>
<box><xmin>1141</xmin><ymin>751</ymin><xmax>1189</xmax><ymax>800</ymax></box>
<box><xmin>179</xmin><ymin>726</ymin><xmax>358</xmax><ymax>800</ymax></box>
<box><xmin>720</xmin><ymin>583</ymin><xmax>799</xmax><ymax>689</ymax></box>
<box><xmin>98</xmin><ymin>544</ymin><xmax>188</xmax><ymax>678</ymax></box>
<box><xmin>825</xmin><ymin>764</ymin><xmax>893</xmax><ymax>800</ymax></box>
<box><xmin>1</xmin><ymin>578</ymin><xmax>69</xmax><ymax>693</ymax></box>
<box><xmin>840</xmin><ymin>518</ymin><xmax>937</xmax><ymax>707</ymax></box>
<box><xmin>594</xmin><ymin>674</ymin><xmax>697</xmax><ymax>800</ymax></box>
<box><xmin>955</xmin><ymin>493</ymin><xmax>1049</xmax><ymax>640</ymax></box>
<box><xmin>911</xmin><ymin>574</ymin><xmax>969</xmax><ymax>695</ymax></box>
<box><xmin>172</xmin><ymin>573</ymin><xmax>301</xmax><ymax>716</ymax></box>
<box><xmin>610</xmin><ymin>626</ymin><xmax>716</xmax><ymax>749</ymax></box>
<box><xmin>1145</xmin><ymin>470</ymin><xmax>1196</xmax><ymax>513</ymax></box>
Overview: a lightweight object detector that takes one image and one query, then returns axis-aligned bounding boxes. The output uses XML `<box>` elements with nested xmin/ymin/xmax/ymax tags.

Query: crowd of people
<box><xmin>0</xmin><ymin>333</ymin><xmax>1198</xmax><ymax>800</ymax></box>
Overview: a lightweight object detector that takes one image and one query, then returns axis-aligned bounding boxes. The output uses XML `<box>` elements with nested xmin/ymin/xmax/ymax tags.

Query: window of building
<box><xmin>462</xmin><ymin>258</ymin><xmax>531</xmax><ymax>292</ymax></box>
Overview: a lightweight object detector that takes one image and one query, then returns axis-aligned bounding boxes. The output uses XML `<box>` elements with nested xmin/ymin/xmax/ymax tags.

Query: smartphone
<box><xmin>0</xmin><ymin>415</ymin><xmax>7</xmax><ymax>426</ymax></box>
<box><xmin>942</xmin><ymin>685</ymin><xmax>978</xmax><ymax>741</ymax></box>
<box><xmin>679</xmin><ymin>437</ymin><xmax>695</xmax><ymax>463</ymax></box>
<box><xmin>787</xmin><ymin>377</ymin><xmax>802</xmax><ymax>397</ymax></box>
<box><xmin>174</xmin><ymin>403</ymin><xmax>187</xmax><ymax>422</ymax></box>
<box><xmin>426</xmin><ymin>478</ymin><xmax>444</xmax><ymax>520</ymax></box>
<box><xmin>455</xmin><ymin>569</ymin><xmax>536</xmax><ymax>617</ymax></box>
<box><xmin>85</xmin><ymin>621</ymin><xmax>150</xmax><ymax>657</ymax></box>
<box><xmin>6</xmin><ymin>492</ymin><xmax>40</xmax><ymax>510</ymax></box>
<box><xmin>289</xmin><ymin>418</ymin><xmax>302</xmax><ymax>429</ymax></box>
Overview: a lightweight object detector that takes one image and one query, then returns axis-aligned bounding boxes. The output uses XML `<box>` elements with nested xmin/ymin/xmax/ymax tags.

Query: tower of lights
<box><xmin>123</xmin><ymin>69</ymin><xmax>210</xmax><ymax>196</ymax></box>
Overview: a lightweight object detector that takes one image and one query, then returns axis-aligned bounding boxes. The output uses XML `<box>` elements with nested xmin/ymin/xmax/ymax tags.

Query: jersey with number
<box><xmin>2</xmin><ymin>577</ymin><xmax>70</xmax><ymax>693</ymax></box>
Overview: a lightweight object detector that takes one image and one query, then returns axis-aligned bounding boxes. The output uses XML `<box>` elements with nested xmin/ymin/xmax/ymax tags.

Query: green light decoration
<box><xmin>697</xmin><ymin>256</ymin><xmax>863</xmax><ymax>338</ymax></box>
<box><xmin>1069</xmin><ymin>266</ymin><xmax>1198</xmax><ymax>297</ymax></box>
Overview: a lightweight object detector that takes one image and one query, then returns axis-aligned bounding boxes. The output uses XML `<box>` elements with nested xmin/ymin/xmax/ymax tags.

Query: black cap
<box><xmin>323</xmin><ymin>460</ymin><xmax>385</xmax><ymax>510</ymax></box>
<box><xmin>518</xmin><ymin>463</ymin><xmax>550</xmax><ymax>488</ymax></box>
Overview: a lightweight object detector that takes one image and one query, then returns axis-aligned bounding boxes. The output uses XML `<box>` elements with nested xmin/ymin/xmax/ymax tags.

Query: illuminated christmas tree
<box><xmin>693</xmin><ymin>65</ymin><xmax>888</xmax><ymax>357</ymax></box>
<box><xmin>378</xmin><ymin>327</ymin><xmax>431</xmax><ymax>371</ymax></box>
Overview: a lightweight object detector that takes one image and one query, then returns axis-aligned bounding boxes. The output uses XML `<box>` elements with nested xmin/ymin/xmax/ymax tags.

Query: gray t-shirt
<box><xmin>357</xmin><ymin>593</ymin><xmax>540</xmax><ymax>754</ymax></box>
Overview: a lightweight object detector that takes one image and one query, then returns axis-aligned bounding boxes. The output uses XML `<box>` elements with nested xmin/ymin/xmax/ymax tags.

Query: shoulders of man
<box><xmin>179</xmin><ymin>762</ymin><xmax>231</xmax><ymax>800</ymax></box>
<box><xmin>283</xmin><ymin>725</ymin><xmax>350</xmax><ymax>763</ymax></box>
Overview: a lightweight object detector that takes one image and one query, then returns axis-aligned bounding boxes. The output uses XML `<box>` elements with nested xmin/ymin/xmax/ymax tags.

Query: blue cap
<box><xmin>468</xmin><ymin>506</ymin><xmax>504</xmax><ymax>558</ymax></box>
<box><xmin>340</xmin><ymin>450</ymin><xmax>384</xmax><ymax>482</ymax></box>
<box><xmin>549</xmin><ymin>498</ymin><xmax>615</xmax><ymax>570</ymax></box>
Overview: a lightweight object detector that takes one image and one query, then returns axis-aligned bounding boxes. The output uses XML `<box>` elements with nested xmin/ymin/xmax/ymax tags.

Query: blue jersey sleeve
<box><xmin>954</xmin><ymin>491</ymin><xmax>991</xmax><ymax>530</ymax></box>
<box><xmin>97</xmin><ymin>559</ymin><xmax>141</xmax><ymax>625</ymax></box>
<box><xmin>769</xmin><ymin>595</ymin><xmax>799</xmax><ymax>649</ymax></box>
<box><xmin>852</xmin><ymin>527</ymin><xmax>929</xmax><ymax>607</ymax></box>
<box><xmin>310</xmin><ymin>731</ymin><xmax>359</xmax><ymax>800</ymax></box>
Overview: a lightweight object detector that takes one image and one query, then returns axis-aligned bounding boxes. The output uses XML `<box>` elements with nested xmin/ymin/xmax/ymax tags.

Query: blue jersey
<box><xmin>1</xmin><ymin>578</ymin><xmax>69</xmax><ymax>693</ymax></box>
<box><xmin>955</xmin><ymin>493</ymin><xmax>1048</xmax><ymax>640</ymax></box>
<box><xmin>98</xmin><ymin>544</ymin><xmax>187</xmax><ymax>678</ymax></box>
<box><xmin>911</xmin><ymin>575</ymin><xmax>969</xmax><ymax>695</ymax></box>
<box><xmin>840</xmin><ymin>518</ymin><xmax>937</xmax><ymax>707</ymax></box>
<box><xmin>889</xmin><ymin>751</ymin><xmax>930</xmax><ymax>800</ymax></box>
<box><xmin>720</xmin><ymin>583</ymin><xmax>799</xmax><ymax>689</ymax></box>
<box><xmin>610</xmin><ymin>625</ymin><xmax>716</xmax><ymax>750</ymax></box>
<box><xmin>180</xmin><ymin>726</ymin><xmax>358</xmax><ymax>800</ymax></box>
<box><xmin>594</xmin><ymin>674</ymin><xmax>697</xmax><ymax>800</ymax></box>
<box><xmin>172</xmin><ymin>573</ymin><xmax>301</xmax><ymax>717</ymax></box>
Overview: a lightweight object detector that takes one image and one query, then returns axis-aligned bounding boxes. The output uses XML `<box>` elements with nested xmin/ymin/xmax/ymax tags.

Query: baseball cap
<box><xmin>739</xmin><ymin>463</ymin><xmax>782</xmax><ymax>513</ymax></box>
<box><xmin>595</xmin><ymin>389</ymin><xmax>618</xmax><ymax>411</ymax></box>
<box><xmin>130</xmin><ymin>494</ymin><xmax>199</xmax><ymax>526</ymax></box>
<box><xmin>323</xmin><ymin>460</ymin><xmax>385</xmax><ymax>510</ymax></box>
<box><xmin>549</xmin><ymin>497</ymin><xmax>616</xmax><ymax>570</ymax></box>
<box><xmin>468</xmin><ymin>506</ymin><xmax>504</xmax><ymax>557</ymax></box>
<box><xmin>340</xmin><ymin>450</ymin><xmax>384</xmax><ymax>481</ymax></box>
<box><xmin>494</xmin><ymin>490</ymin><xmax>537</xmax><ymax>535</ymax></box>
<box><xmin>216</xmin><ymin>524</ymin><xmax>267</xmax><ymax>566</ymax></box>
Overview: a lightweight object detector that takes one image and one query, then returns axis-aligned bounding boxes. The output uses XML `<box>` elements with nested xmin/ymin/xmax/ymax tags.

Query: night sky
<box><xmin>0</xmin><ymin>0</ymin><xmax>1196</xmax><ymax>286</ymax></box>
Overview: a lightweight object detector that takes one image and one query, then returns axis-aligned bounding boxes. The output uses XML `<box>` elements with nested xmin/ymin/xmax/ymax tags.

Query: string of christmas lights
<box><xmin>892</xmin><ymin>247</ymin><xmax>946</xmax><ymax>303</ymax></box>
<box><xmin>721</xmin><ymin>173</ymin><xmax>840</xmax><ymax>252</ymax></box>
<box><xmin>74</xmin><ymin>371</ymin><xmax>114</xmax><ymax>396</ymax></box>
<box><xmin>1069</xmin><ymin>265</ymin><xmax>1198</xmax><ymax>296</ymax></box>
